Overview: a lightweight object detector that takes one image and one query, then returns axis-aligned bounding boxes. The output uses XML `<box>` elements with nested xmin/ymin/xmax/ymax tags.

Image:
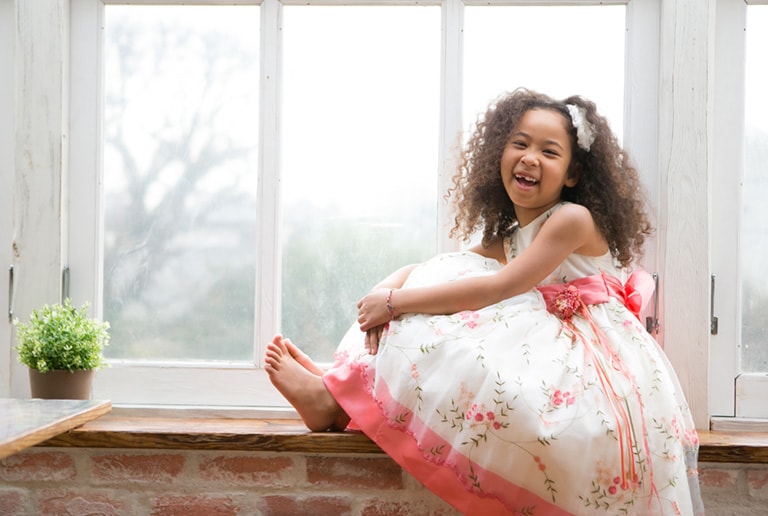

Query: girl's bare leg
<box><xmin>265</xmin><ymin>335</ymin><xmax>350</xmax><ymax>432</ymax></box>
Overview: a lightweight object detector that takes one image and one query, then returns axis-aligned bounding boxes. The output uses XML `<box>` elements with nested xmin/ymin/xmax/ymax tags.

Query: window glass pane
<box><xmin>464</xmin><ymin>5</ymin><xmax>626</xmax><ymax>139</ymax></box>
<box><xmin>742</xmin><ymin>5</ymin><xmax>768</xmax><ymax>372</ymax></box>
<box><xmin>281</xmin><ymin>6</ymin><xmax>440</xmax><ymax>361</ymax></box>
<box><xmin>103</xmin><ymin>6</ymin><xmax>259</xmax><ymax>361</ymax></box>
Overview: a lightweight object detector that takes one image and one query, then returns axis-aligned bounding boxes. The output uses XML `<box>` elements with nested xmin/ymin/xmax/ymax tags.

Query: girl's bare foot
<box><xmin>265</xmin><ymin>335</ymin><xmax>350</xmax><ymax>432</ymax></box>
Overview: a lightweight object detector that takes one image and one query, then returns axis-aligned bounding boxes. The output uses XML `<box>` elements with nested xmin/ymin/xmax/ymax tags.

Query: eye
<box><xmin>543</xmin><ymin>149</ymin><xmax>560</xmax><ymax>157</ymax></box>
<box><xmin>510</xmin><ymin>140</ymin><xmax>526</xmax><ymax>149</ymax></box>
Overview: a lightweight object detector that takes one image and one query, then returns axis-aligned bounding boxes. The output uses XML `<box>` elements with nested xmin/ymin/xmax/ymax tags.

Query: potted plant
<box><xmin>13</xmin><ymin>298</ymin><xmax>110</xmax><ymax>400</ymax></box>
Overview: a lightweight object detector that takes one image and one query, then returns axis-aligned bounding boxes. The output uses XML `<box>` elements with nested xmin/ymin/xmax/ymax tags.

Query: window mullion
<box><xmin>710</xmin><ymin>0</ymin><xmax>746</xmax><ymax>418</ymax></box>
<box><xmin>437</xmin><ymin>0</ymin><xmax>464</xmax><ymax>253</ymax></box>
<box><xmin>255</xmin><ymin>0</ymin><xmax>284</xmax><ymax>366</ymax></box>
<box><xmin>69</xmin><ymin>0</ymin><xmax>105</xmax><ymax>315</ymax></box>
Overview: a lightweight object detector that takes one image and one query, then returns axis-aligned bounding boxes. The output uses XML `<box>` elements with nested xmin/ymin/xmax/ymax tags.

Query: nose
<box><xmin>520</xmin><ymin>152</ymin><xmax>539</xmax><ymax>166</ymax></box>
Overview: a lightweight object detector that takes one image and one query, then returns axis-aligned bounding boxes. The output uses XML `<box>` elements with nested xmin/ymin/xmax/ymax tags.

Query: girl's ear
<box><xmin>565</xmin><ymin>163</ymin><xmax>581</xmax><ymax>187</ymax></box>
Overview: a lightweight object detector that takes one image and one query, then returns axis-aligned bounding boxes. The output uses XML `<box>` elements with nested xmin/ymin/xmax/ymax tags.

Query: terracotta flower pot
<box><xmin>28</xmin><ymin>369</ymin><xmax>95</xmax><ymax>400</ymax></box>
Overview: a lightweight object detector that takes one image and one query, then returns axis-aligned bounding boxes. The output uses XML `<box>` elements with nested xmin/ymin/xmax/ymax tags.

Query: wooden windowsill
<box><xmin>697</xmin><ymin>430</ymin><xmax>768</xmax><ymax>463</ymax></box>
<box><xmin>38</xmin><ymin>414</ymin><xmax>767</xmax><ymax>463</ymax></box>
<box><xmin>40</xmin><ymin>414</ymin><xmax>383</xmax><ymax>455</ymax></box>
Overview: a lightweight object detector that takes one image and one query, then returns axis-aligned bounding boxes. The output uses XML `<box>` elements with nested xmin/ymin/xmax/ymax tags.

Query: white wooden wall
<box><xmin>0</xmin><ymin>0</ymin><xmax>14</xmax><ymax>397</ymax></box>
<box><xmin>3</xmin><ymin>0</ymin><xmax>70</xmax><ymax>397</ymax></box>
<box><xmin>656</xmin><ymin>0</ymin><xmax>714</xmax><ymax>428</ymax></box>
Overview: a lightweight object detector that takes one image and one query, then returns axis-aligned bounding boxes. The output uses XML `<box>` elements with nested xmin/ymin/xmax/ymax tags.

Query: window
<box><xmin>711</xmin><ymin>0</ymin><xmax>768</xmax><ymax>423</ymax></box>
<box><xmin>741</xmin><ymin>5</ymin><xmax>768</xmax><ymax>375</ymax></box>
<box><xmin>734</xmin><ymin>2</ymin><xmax>768</xmax><ymax>420</ymax></box>
<box><xmin>102</xmin><ymin>5</ymin><xmax>261</xmax><ymax>363</ymax></box>
<box><xmin>4</xmin><ymin>0</ymin><xmax>653</xmax><ymax>409</ymax></box>
<box><xmin>463</xmin><ymin>5</ymin><xmax>626</xmax><ymax>140</ymax></box>
<box><xmin>279</xmin><ymin>5</ymin><xmax>442</xmax><ymax>360</ymax></box>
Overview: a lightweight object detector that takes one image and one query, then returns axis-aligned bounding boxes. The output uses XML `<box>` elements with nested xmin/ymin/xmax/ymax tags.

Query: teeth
<box><xmin>515</xmin><ymin>174</ymin><xmax>538</xmax><ymax>184</ymax></box>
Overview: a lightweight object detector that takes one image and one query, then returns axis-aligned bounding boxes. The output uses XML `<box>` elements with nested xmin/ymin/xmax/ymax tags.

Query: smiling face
<box><xmin>500</xmin><ymin>108</ymin><xmax>578</xmax><ymax>226</ymax></box>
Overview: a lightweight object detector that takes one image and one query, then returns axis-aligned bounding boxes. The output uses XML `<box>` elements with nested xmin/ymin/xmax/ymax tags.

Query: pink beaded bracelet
<box><xmin>386</xmin><ymin>289</ymin><xmax>396</xmax><ymax>320</ymax></box>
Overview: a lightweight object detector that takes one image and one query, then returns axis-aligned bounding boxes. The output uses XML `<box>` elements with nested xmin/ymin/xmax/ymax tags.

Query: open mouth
<box><xmin>514</xmin><ymin>174</ymin><xmax>539</xmax><ymax>186</ymax></box>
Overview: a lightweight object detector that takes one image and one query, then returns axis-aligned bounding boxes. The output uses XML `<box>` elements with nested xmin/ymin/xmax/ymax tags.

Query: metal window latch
<box><xmin>62</xmin><ymin>265</ymin><xmax>70</xmax><ymax>303</ymax></box>
<box><xmin>8</xmin><ymin>265</ymin><xmax>15</xmax><ymax>322</ymax></box>
<box><xmin>645</xmin><ymin>272</ymin><xmax>660</xmax><ymax>335</ymax></box>
<box><xmin>710</xmin><ymin>273</ymin><xmax>718</xmax><ymax>335</ymax></box>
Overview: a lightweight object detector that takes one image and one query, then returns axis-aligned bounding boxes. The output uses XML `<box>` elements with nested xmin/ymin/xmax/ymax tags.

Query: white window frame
<box><xmin>710</xmin><ymin>0</ymin><xmax>768</xmax><ymax>425</ymax></box>
<box><xmin>3</xmin><ymin>0</ymin><xmax>672</xmax><ymax>414</ymax></box>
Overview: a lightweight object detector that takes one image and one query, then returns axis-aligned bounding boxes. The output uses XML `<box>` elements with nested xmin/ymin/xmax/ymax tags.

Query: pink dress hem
<box><xmin>323</xmin><ymin>361</ymin><xmax>573</xmax><ymax>516</ymax></box>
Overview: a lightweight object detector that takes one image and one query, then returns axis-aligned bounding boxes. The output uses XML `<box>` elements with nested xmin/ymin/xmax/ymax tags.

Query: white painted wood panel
<box><xmin>0</xmin><ymin>0</ymin><xmax>15</xmax><ymax>397</ymax></box>
<box><xmin>9</xmin><ymin>0</ymin><xmax>70</xmax><ymax>396</ymax></box>
<box><xmin>736</xmin><ymin>373</ymin><xmax>768</xmax><ymax>418</ymax></box>
<box><xmin>93</xmin><ymin>365</ymin><xmax>289</xmax><ymax>406</ymax></box>
<box><xmin>657</xmin><ymin>0</ymin><xmax>714</xmax><ymax>429</ymax></box>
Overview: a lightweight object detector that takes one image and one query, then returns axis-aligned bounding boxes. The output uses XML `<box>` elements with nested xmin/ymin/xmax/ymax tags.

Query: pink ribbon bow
<box><xmin>538</xmin><ymin>270</ymin><xmax>655</xmax><ymax>321</ymax></box>
<box><xmin>604</xmin><ymin>270</ymin><xmax>655</xmax><ymax>320</ymax></box>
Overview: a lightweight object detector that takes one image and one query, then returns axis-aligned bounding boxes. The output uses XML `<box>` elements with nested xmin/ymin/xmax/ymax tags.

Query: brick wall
<box><xmin>1</xmin><ymin>448</ymin><xmax>766</xmax><ymax>515</ymax></box>
<box><xmin>698</xmin><ymin>463</ymin><xmax>768</xmax><ymax>515</ymax></box>
<box><xmin>0</xmin><ymin>448</ymin><xmax>458</xmax><ymax>515</ymax></box>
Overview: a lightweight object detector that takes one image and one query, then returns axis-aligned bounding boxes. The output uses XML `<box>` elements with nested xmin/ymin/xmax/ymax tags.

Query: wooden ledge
<box><xmin>39</xmin><ymin>414</ymin><xmax>383</xmax><ymax>455</ymax></box>
<box><xmin>38</xmin><ymin>416</ymin><xmax>767</xmax><ymax>463</ymax></box>
<box><xmin>698</xmin><ymin>430</ymin><xmax>768</xmax><ymax>463</ymax></box>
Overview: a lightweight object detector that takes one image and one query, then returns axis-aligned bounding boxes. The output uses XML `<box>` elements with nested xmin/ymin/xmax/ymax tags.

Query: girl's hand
<box><xmin>364</xmin><ymin>325</ymin><xmax>386</xmax><ymax>355</ymax></box>
<box><xmin>357</xmin><ymin>288</ymin><xmax>393</xmax><ymax>331</ymax></box>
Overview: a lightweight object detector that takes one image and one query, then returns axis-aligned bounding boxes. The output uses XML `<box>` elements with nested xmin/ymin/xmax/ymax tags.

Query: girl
<box><xmin>266</xmin><ymin>89</ymin><xmax>704</xmax><ymax>515</ymax></box>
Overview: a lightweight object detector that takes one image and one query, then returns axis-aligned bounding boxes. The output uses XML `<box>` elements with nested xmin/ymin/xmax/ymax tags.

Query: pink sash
<box><xmin>537</xmin><ymin>270</ymin><xmax>655</xmax><ymax>321</ymax></box>
<box><xmin>537</xmin><ymin>270</ymin><xmax>660</xmax><ymax>511</ymax></box>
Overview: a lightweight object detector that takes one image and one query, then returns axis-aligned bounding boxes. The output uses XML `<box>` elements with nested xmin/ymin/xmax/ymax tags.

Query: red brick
<box><xmin>698</xmin><ymin>467</ymin><xmax>739</xmax><ymax>489</ymax></box>
<box><xmin>38</xmin><ymin>489</ymin><xmax>125</xmax><ymax>515</ymax></box>
<box><xmin>152</xmin><ymin>494</ymin><xmax>238</xmax><ymax>516</ymax></box>
<box><xmin>199</xmin><ymin>455</ymin><xmax>294</xmax><ymax>485</ymax></box>
<box><xmin>0</xmin><ymin>451</ymin><xmax>76</xmax><ymax>482</ymax></box>
<box><xmin>361</xmin><ymin>500</ymin><xmax>414</xmax><ymax>516</ymax></box>
<box><xmin>306</xmin><ymin>456</ymin><xmax>403</xmax><ymax>489</ymax></box>
<box><xmin>361</xmin><ymin>498</ymin><xmax>459</xmax><ymax>516</ymax></box>
<box><xmin>92</xmin><ymin>453</ymin><xmax>185</xmax><ymax>483</ymax></box>
<box><xmin>262</xmin><ymin>495</ymin><xmax>352</xmax><ymax>516</ymax></box>
<box><xmin>747</xmin><ymin>468</ymin><xmax>768</xmax><ymax>498</ymax></box>
<box><xmin>0</xmin><ymin>488</ymin><xmax>27</xmax><ymax>516</ymax></box>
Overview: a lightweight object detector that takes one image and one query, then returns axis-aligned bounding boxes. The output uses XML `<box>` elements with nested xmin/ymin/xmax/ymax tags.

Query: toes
<box><xmin>265</xmin><ymin>344</ymin><xmax>282</xmax><ymax>362</ymax></box>
<box><xmin>271</xmin><ymin>334</ymin><xmax>286</xmax><ymax>349</ymax></box>
<box><xmin>284</xmin><ymin>338</ymin><xmax>299</xmax><ymax>355</ymax></box>
<box><xmin>285</xmin><ymin>339</ymin><xmax>309</xmax><ymax>361</ymax></box>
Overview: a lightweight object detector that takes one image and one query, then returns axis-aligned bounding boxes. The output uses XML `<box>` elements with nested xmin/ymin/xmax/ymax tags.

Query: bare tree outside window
<box><xmin>103</xmin><ymin>6</ymin><xmax>260</xmax><ymax>361</ymax></box>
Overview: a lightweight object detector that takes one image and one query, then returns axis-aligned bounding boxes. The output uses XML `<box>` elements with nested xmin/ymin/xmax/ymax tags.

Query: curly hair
<box><xmin>448</xmin><ymin>88</ymin><xmax>653</xmax><ymax>267</ymax></box>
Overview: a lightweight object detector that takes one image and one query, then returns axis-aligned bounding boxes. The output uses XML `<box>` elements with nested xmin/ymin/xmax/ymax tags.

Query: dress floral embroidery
<box><xmin>323</xmin><ymin>204</ymin><xmax>704</xmax><ymax>515</ymax></box>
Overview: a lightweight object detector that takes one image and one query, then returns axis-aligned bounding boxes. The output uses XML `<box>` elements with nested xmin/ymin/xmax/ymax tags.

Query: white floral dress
<box><xmin>323</xmin><ymin>204</ymin><xmax>704</xmax><ymax>516</ymax></box>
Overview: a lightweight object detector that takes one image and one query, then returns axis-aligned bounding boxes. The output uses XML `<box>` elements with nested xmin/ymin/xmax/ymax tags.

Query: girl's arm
<box><xmin>370</xmin><ymin>263</ymin><xmax>420</xmax><ymax>290</ymax></box>
<box><xmin>357</xmin><ymin>204</ymin><xmax>606</xmax><ymax>331</ymax></box>
<box><xmin>361</xmin><ymin>263</ymin><xmax>420</xmax><ymax>355</ymax></box>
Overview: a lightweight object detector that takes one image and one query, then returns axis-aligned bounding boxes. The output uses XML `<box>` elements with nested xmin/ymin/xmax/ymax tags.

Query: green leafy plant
<box><xmin>14</xmin><ymin>299</ymin><xmax>110</xmax><ymax>373</ymax></box>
